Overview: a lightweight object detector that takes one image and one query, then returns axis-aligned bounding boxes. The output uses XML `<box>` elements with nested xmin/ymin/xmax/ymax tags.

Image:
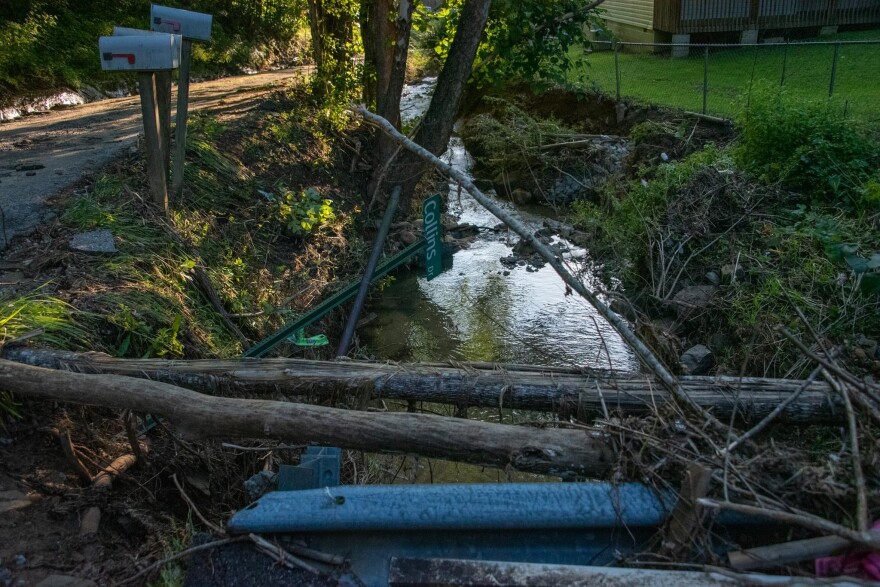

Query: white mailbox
<box><xmin>150</xmin><ymin>5</ymin><xmax>212</xmax><ymax>41</ymax></box>
<box><xmin>113</xmin><ymin>26</ymin><xmax>182</xmax><ymax>57</ymax></box>
<box><xmin>99</xmin><ymin>34</ymin><xmax>181</xmax><ymax>71</ymax></box>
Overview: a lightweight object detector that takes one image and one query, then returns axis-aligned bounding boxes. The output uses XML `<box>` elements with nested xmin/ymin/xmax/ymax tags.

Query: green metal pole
<box><xmin>702</xmin><ymin>45</ymin><xmax>709</xmax><ymax>115</ymax></box>
<box><xmin>829</xmin><ymin>42</ymin><xmax>840</xmax><ymax>98</ymax></box>
<box><xmin>613</xmin><ymin>40</ymin><xmax>621</xmax><ymax>102</ymax></box>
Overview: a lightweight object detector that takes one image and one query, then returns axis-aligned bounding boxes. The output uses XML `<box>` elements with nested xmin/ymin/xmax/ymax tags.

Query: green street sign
<box><xmin>423</xmin><ymin>194</ymin><xmax>443</xmax><ymax>281</ymax></box>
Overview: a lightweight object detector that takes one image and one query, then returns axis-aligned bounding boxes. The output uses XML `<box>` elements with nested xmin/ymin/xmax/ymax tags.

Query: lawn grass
<box><xmin>571</xmin><ymin>30</ymin><xmax>880</xmax><ymax>123</ymax></box>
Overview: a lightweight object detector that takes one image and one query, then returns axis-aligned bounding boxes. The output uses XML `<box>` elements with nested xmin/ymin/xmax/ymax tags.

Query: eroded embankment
<box><xmin>458</xmin><ymin>84</ymin><xmax>879</xmax><ymax>380</ymax></box>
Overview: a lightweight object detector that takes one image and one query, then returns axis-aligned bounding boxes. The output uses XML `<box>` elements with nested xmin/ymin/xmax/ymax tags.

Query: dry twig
<box><xmin>171</xmin><ymin>473</ymin><xmax>226</xmax><ymax>535</ymax></box>
<box><xmin>249</xmin><ymin>533</ymin><xmax>320</xmax><ymax>575</ymax></box>
<box><xmin>59</xmin><ymin>428</ymin><xmax>92</xmax><ymax>484</ymax></box>
<box><xmin>722</xmin><ymin>360</ymin><xmax>829</xmax><ymax>455</ymax></box>
<box><xmin>823</xmin><ymin>372</ymin><xmax>868</xmax><ymax>533</ymax></box>
<box><xmin>777</xmin><ymin>326</ymin><xmax>864</xmax><ymax>391</ymax></box>
<box><xmin>119</xmin><ymin>536</ymin><xmax>248</xmax><ymax>585</ymax></box>
<box><xmin>124</xmin><ymin>410</ymin><xmax>143</xmax><ymax>460</ymax></box>
<box><xmin>698</xmin><ymin>499</ymin><xmax>880</xmax><ymax>551</ymax></box>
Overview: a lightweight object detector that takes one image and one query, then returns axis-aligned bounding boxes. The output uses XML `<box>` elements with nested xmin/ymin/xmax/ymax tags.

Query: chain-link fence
<box><xmin>577</xmin><ymin>40</ymin><xmax>880</xmax><ymax>123</ymax></box>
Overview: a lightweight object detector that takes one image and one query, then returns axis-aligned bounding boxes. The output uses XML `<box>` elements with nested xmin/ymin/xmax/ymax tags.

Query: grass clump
<box><xmin>0</xmin><ymin>292</ymin><xmax>94</xmax><ymax>418</ymax></box>
<box><xmin>0</xmin><ymin>292</ymin><xmax>93</xmax><ymax>349</ymax></box>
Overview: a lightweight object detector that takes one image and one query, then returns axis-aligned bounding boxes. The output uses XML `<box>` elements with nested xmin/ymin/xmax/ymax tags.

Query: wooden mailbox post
<box><xmin>150</xmin><ymin>4</ymin><xmax>213</xmax><ymax>200</ymax></box>
<box><xmin>113</xmin><ymin>27</ymin><xmax>180</xmax><ymax>176</ymax></box>
<box><xmin>99</xmin><ymin>32</ymin><xmax>181</xmax><ymax>212</ymax></box>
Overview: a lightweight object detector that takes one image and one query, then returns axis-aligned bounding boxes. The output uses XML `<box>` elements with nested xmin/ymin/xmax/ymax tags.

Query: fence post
<box><xmin>702</xmin><ymin>45</ymin><xmax>709</xmax><ymax>115</ymax></box>
<box><xmin>746</xmin><ymin>43</ymin><xmax>759</xmax><ymax>117</ymax></box>
<box><xmin>613</xmin><ymin>40</ymin><xmax>621</xmax><ymax>102</ymax></box>
<box><xmin>780</xmin><ymin>42</ymin><xmax>788</xmax><ymax>87</ymax></box>
<box><xmin>829</xmin><ymin>42</ymin><xmax>840</xmax><ymax>98</ymax></box>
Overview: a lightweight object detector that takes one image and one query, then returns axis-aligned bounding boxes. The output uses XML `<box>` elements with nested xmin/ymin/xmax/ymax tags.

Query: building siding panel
<box><xmin>602</xmin><ymin>0</ymin><xmax>655</xmax><ymax>30</ymax></box>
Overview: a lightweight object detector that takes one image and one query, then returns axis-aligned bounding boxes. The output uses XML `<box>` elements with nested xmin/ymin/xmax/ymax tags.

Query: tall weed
<box><xmin>736</xmin><ymin>85</ymin><xmax>879</xmax><ymax>209</ymax></box>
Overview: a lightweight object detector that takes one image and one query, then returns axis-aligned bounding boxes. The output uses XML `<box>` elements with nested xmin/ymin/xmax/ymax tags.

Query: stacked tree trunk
<box><xmin>3</xmin><ymin>348</ymin><xmax>839</xmax><ymax>424</ymax></box>
<box><xmin>0</xmin><ymin>348</ymin><xmax>843</xmax><ymax>477</ymax></box>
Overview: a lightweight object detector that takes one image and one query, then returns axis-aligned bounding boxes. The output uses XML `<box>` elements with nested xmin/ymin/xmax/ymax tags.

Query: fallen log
<box><xmin>2</xmin><ymin>348</ymin><xmax>840</xmax><ymax>423</ymax></box>
<box><xmin>0</xmin><ymin>358</ymin><xmax>613</xmax><ymax>477</ymax></box>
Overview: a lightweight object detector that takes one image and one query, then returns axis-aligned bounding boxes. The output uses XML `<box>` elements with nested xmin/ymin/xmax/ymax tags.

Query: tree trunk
<box><xmin>364</xmin><ymin>0</ymin><xmax>417</xmax><ymax>200</ymax></box>
<box><xmin>383</xmin><ymin>0</ymin><xmax>492</xmax><ymax>206</ymax></box>
<box><xmin>307</xmin><ymin>0</ymin><xmax>325</xmax><ymax>73</ymax></box>
<box><xmin>3</xmin><ymin>348</ymin><xmax>841</xmax><ymax>424</ymax></box>
<box><xmin>0</xmin><ymin>358</ymin><xmax>612</xmax><ymax>478</ymax></box>
<box><xmin>378</xmin><ymin>2</ymin><xmax>414</xmax><ymax>125</ymax></box>
<box><xmin>361</xmin><ymin>0</ymin><xmax>395</xmax><ymax>112</ymax></box>
<box><xmin>307</xmin><ymin>0</ymin><xmax>355</xmax><ymax>99</ymax></box>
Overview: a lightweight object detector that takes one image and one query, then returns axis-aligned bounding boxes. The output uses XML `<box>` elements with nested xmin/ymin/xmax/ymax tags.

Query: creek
<box><xmin>361</xmin><ymin>79</ymin><xmax>638</xmax><ymax>372</ymax></box>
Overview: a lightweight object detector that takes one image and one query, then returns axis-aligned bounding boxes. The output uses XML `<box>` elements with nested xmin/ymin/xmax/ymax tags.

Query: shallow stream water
<box><xmin>357</xmin><ymin>79</ymin><xmax>638</xmax><ymax>483</ymax></box>
<box><xmin>361</xmin><ymin>79</ymin><xmax>638</xmax><ymax>372</ymax></box>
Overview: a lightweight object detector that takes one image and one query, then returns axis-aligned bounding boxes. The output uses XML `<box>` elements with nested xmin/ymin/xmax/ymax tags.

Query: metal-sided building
<box><xmin>598</xmin><ymin>0</ymin><xmax>880</xmax><ymax>44</ymax></box>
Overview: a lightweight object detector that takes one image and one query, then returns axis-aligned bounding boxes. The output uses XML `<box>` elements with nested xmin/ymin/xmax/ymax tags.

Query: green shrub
<box><xmin>736</xmin><ymin>85</ymin><xmax>880</xmax><ymax>207</ymax></box>
<box><xmin>277</xmin><ymin>187</ymin><xmax>336</xmax><ymax>236</ymax></box>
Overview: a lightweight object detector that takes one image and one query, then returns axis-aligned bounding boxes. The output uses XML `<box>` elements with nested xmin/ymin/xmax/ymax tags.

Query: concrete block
<box><xmin>819</xmin><ymin>25</ymin><xmax>839</xmax><ymax>36</ymax></box>
<box><xmin>740</xmin><ymin>28</ymin><xmax>759</xmax><ymax>45</ymax></box>
<box><xmin>671</xmin><ymin>34</ymin><xmax>690</xmax><ymax>58</ymax></box>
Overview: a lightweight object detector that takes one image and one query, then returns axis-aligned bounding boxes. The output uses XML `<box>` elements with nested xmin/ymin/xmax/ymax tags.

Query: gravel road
<box><xmin>0</xmin><ymin>68</ymin><xmax>303</xmax><ymax>249</ymax></box>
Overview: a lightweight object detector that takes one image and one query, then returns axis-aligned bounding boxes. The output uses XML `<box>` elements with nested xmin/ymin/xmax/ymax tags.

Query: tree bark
<box><xmin>383</xmin><ymin>0</ymin><xmax>492</xmax><ymax>206</ymax></box>
<box><xmin>361</xmin><ymin>0</ymin><xmax>396</xmax><ymax>113</ymax></box>
<box><xmin>307</xmin><ymin>0</ymin><xmax>325</xmax><ymax>73</ymax></box>
<box><xmin>2</xmin><ymin>348</ymin><xmax>841</xmax><ymax>424</ymax></box>
<box><xmin>378</xmin><ymin>1</ymin><xmax>414</xmax><ymax>124</ymax></box>
<box><xmin>0</xmin><ymin>358</ymin><xmax>613</xmax><ymax>478</ymax></box>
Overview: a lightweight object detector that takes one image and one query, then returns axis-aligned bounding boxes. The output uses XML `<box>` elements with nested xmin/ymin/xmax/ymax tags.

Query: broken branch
<box><xmin>171</xmin><ymin>473</ymin><xmax>225</xmax><ymax>536</ymax></box>
<box><xmin>698</xmin><ymin>499</ymin><xmax>880</xmax><ymax>551</ymax></box>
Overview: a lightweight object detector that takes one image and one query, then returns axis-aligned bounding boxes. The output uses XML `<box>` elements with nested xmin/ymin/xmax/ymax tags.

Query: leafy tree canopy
<box><xmin>416</xmin><ymin>0</ymin><xmax>599</xmax><ymax>87</ymax></box>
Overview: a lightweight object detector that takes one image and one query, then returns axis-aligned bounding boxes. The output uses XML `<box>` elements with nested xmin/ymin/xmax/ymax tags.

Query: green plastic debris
<box><xmin>288</xmin><ymin>328</ymin><xmax>329</xmax><ymax>347</ymax></box>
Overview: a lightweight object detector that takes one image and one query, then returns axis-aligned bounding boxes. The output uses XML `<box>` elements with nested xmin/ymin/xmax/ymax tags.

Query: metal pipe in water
<box><xmin>336</xmin><ymin>186</ymin><xmax>402</xmax><ymax>358</ymax></box>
